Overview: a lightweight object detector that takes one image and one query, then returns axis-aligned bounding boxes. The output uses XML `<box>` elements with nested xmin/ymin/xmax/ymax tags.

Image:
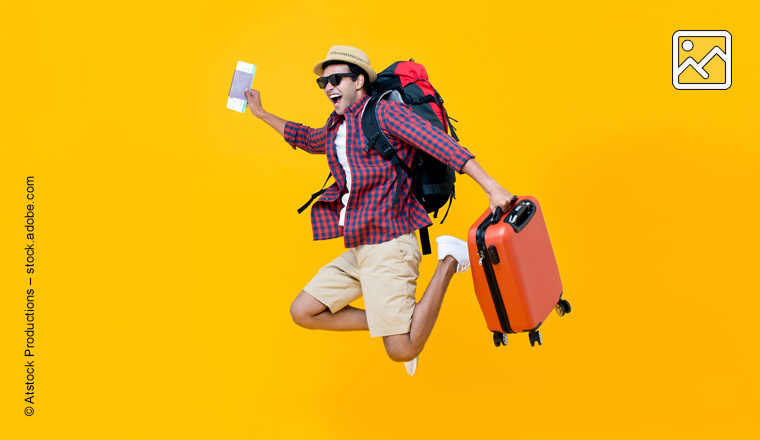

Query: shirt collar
<box><xmin>327</xmin><ymin>95</ymin><xmax>370</xmax><ymax>128</ymax></box>
<box><xmin>342</xmin><ymin>95</ymin><xmax>371</xmax><ymax>118</ymax></box>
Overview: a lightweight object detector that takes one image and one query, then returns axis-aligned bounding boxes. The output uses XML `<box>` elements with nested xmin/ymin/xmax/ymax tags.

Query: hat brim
<box><xmin>313</xmin><ymin>56</ymin><xmax>377</xmax><ymax>83</ymax></box>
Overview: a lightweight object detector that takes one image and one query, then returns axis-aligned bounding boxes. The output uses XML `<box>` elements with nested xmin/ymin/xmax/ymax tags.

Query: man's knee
<box><xmin>383</xmin><ymin>334</ymin><xmax>421</xmax><ymax>362</ymax></box>
<box><xmin>290</xmin><ymin>290</ymin><xmax>326</xmax><ymax>329</ymax></box>
<box><xmin>290</xmin><ymin>299</ymin><xmax>309</xmax><ymax>328</ymax></box>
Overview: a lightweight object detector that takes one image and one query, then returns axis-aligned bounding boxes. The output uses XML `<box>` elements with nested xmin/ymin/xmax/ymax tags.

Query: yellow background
<box><xmin>2</xmin><ymin>1</ymin><xmax>759</xmax><ymax>438</ymax></box>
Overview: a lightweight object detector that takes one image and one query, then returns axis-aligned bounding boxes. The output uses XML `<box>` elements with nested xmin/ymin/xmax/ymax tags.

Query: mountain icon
<box><xmin>676</xmin><ymin>46</ymin><xmax>728</xmax><ymax>80</ymax></box>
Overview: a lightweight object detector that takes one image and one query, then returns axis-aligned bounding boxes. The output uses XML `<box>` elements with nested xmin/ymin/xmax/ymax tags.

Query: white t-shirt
<box><xmin>334</xmin><ymin>122</ymin><xmax>352</xmax><ymax>226</ymax></box>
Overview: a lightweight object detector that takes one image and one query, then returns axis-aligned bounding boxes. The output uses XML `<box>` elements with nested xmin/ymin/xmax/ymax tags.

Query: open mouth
<box><xmin>329</xmin><ymin>93</ymin><xmax>342</xmax><ymax>107</ymax></box>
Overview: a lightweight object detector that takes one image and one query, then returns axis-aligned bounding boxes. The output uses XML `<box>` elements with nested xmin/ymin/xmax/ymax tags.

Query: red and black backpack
<box><xmin>361</xmin><ymin>59</ymin><xmax>461</xmax><ymax>254</ymax></box>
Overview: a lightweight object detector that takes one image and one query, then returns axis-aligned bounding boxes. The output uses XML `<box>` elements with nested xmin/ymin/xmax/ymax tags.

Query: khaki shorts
<box><xmin>303</xmin><ymin>232</ymin><xmax>422</xmax><ymax>337</ymax></box>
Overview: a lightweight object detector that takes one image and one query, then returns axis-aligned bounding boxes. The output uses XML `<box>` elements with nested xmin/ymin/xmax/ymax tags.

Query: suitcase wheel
<box><xmin>554</xmin><ymin>299</ymin><xmax>572</xmax><ymax>317</ymax></box>
<box><xmin>528</xmin><ymin>330</ymin><xmax>542</xmax><ymax>347</ymax></box>
<box><xmin>493</xmin><ymin>332</ymin><xmax>508</xmax><ymax>347</ymax></box>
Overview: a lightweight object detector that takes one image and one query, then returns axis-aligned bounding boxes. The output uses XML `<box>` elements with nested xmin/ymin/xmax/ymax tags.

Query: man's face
<box><xmin>322</xmin><ymin>64</ymin><xmax>364</xmax><ymax>115</ymax></box>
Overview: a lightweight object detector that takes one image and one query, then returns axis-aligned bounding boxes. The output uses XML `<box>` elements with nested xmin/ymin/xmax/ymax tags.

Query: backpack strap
<box><xmin>418</xmin><ymin>226</ymin><xmax>432</xmax><ymax>255</ymax></box>
<box><xmin>445</xmin><ymin>113</ymin><xmax>459</xmax><ymax>142</ymax></box>
<box><xmin>406</xmin><ymin>95</ymin><xmax>436</xmax><ymax>105</ymax></box>
<box><xmin>434</xmin><ymin>91</ymin><xmax>460</xmax><ymax>142</ymax></box>
<box><xmin>297</xmin><ymin>172</ymin><xmax>332</xmax><ymax>214</ymax></box>
<box><xmin>439</xmin><ymin>194</ymin><xmax>454</xmax><ymax>224</ymax></box>
<box><xmin>361</xmin><ymin>93</ymin><xmax>411</xmax><ymax>208</ymax></box>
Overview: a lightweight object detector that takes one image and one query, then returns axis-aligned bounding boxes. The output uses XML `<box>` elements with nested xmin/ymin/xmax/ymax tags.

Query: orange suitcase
<box><xmin>467</xmin><ymin>196</ymin><xmax>571</xmax><ymax>347</ymax></box>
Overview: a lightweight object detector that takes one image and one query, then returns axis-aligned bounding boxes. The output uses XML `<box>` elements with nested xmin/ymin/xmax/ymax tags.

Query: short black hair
<box><xmin>321</xmin><ymin>60</ymin><xmax>371</xmax><ymax>93</ymax></box>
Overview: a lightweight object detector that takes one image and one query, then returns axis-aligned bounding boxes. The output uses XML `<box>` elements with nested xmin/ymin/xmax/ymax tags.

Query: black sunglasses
<box><xmin>316</xmin><ymin>73</ymin><xmax>358</xmax><ymax>89</ymax></box>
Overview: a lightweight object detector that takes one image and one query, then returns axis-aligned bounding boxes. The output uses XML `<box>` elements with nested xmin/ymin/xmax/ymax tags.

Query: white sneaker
<box><xmin>436</xmin><ymin>236</ymin><xmax>471</xmax><ymax>273</ymax></box>
<box><xmin>405</xmin><ymin>357</ymin><xmax>418</xmax><ymax>376</ymax></box>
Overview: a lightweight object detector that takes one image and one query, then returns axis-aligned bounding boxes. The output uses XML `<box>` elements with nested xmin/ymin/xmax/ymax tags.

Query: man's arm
<box><xmin>378</xmin><ymin>102</ymin><xmax>514</xmax><ymax>213</ymax></box>
<box><xmin>461</xmin><ymin>159</ymin><xmax>515</xmax><ymax>214</ymax></box>
<box><xmin>244</xmin><ymin>88</ymin><xmax>327</xmax><ymax>155</ymax></box>
<box><xmin>244</xmin><ymin>88</ymin><xmax>286</xmax><ymax>137</ymax></box>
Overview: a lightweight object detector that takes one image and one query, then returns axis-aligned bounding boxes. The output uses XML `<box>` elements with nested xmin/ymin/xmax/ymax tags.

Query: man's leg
<box><xmin>290</xmin><ymin>248</ymin><xmax>367</xmax><ymax>331</ymax></box>
<box><xmin>290</xmin><ymin>290</ymin><xmax>368</xmax><ymax>331</ymax></box>
<box><xmin>382</xmin><ymin>236</ymin><xmax>470</xmax><ymax>363</ymax></box>
<box><xmin>382</xmin><ymin>256</ymin><xmax>457</xmax><ymax>362</ymax></box>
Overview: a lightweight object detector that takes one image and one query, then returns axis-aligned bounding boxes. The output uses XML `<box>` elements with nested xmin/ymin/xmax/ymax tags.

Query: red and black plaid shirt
<box><xmin>284</xmin><ymin>95</ymin><xmax>474</xmax><ymax>248</ymax></box>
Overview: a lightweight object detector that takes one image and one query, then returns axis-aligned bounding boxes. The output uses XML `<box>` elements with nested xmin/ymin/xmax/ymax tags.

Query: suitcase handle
<box><xmin>491</xmin><ymin>206</ymin><xmax>503</xmax><ymax>225</ymax></box>
<box><xmin>490</xmin><ymin>196</ymin><xmax>519</xmax><ymax>225</ymax></box>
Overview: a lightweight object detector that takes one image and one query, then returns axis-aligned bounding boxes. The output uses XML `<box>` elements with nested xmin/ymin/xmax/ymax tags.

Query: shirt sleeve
<box><xmin>283</xmin><ymin>120</ymin><xmax>328</xmax><ymax>155</ymax></box>
<box><xmin>377</xmin><ymin>101</ymin><xmax>474</xmax><ymax>173</ymax></box>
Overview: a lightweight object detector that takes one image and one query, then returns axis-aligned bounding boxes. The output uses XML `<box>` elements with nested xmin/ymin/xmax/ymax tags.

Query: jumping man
<box><xmin>244</xmin><ymin>46</ymin><xmax>513</xmax><ymax>375</ymax></box>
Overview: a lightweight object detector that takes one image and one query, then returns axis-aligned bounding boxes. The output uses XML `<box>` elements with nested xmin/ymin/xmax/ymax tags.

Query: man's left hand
<box><xmin>487</xmin><ymin>184</ymin><xmax>515</xmax><ymax>214</ymax></box>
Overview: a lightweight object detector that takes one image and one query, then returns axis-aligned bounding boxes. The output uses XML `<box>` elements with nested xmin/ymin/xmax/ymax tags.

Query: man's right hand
<box><xmin>244</xmin><ymin>88</ymin><xmax>267</xmax><ymax>119</ymax></box>
<box><xmin>243</xmin><ymin>88</ymin><xmax>287</xmax><ymax>138</ymax></box>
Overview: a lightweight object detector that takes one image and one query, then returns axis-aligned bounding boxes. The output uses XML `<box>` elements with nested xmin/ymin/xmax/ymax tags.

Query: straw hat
<box><xmin>313</xmin><ymin>45</ymin><xmax>377</xmax><ymax>83</ymax></box>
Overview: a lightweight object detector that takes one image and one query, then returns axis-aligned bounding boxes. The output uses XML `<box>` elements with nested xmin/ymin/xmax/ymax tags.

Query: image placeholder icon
<box><xmin>673</xmin><ymin>30</ymin><xmax>731</xmax><ymax>90</ymax></box>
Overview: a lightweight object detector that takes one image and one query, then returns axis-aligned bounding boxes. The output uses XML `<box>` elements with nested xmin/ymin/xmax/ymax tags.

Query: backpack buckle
<box><xmin>380</xmin><ymin>142</ymin><xmax>395</xmax><ymax>159</ymax></box>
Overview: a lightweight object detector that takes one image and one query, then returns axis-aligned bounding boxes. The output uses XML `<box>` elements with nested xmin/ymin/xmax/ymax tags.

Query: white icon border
<box><xmin>672</xmin><ymin>30</ymin><xmax>731</xmax><ymax>90</ymax></box>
